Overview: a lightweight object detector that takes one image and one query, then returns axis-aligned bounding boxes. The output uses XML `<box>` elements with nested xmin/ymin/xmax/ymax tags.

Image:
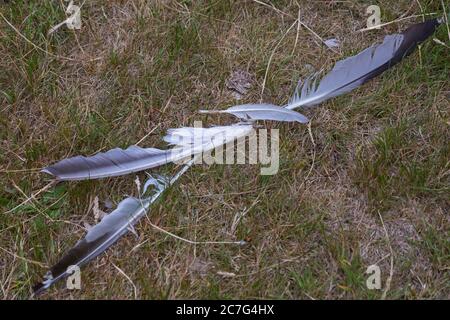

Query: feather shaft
<box><xmin>33</xmin><ymin>158</ymin><xmax>196</xmax><ymax>295</ymax></box>
<box><xmin>287</xmin><ymin>19</ymin><xmax>441</xmax><ymax>110</ymax></box>
<box><xmin>42</xmin><ymin>125</ymin><xmax>253</xmax><ymax>181</ymax></box>
<box><xmin>200</xmin><ymin>103</ymin><xmax>309</xmax><ymax>123</ymax></box>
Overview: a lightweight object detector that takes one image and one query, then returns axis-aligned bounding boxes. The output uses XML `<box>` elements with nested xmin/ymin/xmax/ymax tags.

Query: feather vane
<box><xmin>200</xmin><ymin>103</ymin><xmax>309</xmax><ymax>123</ymax></box>
<box><xmin>287</xmin><ymin>19</ymin><xmax>441</xmax><ymax>110</ymax></box>
<box><xmin>42</xmin><ymin>124</ymin><xmax>254</xmax><ymax>181</ymax></box>
<box><xmin>33</xmin><ymin>173</ymin><xmax>171</xmax><ymax>295</ymax></box>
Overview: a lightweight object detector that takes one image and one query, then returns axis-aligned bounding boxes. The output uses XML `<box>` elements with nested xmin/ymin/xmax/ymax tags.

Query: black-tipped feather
<box><xmin>287</xmin><ymin>19</ymin><xmax>441</xmax><ymax>110</ymax></box>
<box><xmin>32</xmin><ymin>174</ymin><xmax>171</xmax><ymax>295</ymax></box>
<box><xmin>42</xmin><ymin>146</ymin><xmax>174</xmax><ymax>181</ymax></box>
<box><xmin>33</xmin><ymin>197</ymin><xmax>146</xmax><ymax>295</ymax></box>
<box><xmin>42</xmin><ymin>124</ymin><xmax>254</xmax><ymax>181</ymax></box>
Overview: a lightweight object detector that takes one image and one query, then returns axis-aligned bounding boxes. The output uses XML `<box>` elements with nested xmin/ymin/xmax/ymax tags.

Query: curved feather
<box><xmin>33</xmin><ymin>172</ymin><xmax>174</xmax><ymax>295</ymax></box>
<box><xmin>200</xmin><ymin>103</ymin><xmax>309</xmax><ymax>123</ymax></box>
<box><xmin>42</xmin><ymin>146</ymin><xmax>174</xmax><ymax>181</ymax></box>
<box><xmin>42</xmin><ymin>124</ymin><xmax>254</xmax><ymax>181</ymax></box>
<box><xmin>287</xmin><ymin>19</ymin><xmax>441</xmax><ymax>110</ymax></box>
<box><xmin>33</xmin><ymin>196</ymin><xmax>146</xmax><ymax>295</ymax></box>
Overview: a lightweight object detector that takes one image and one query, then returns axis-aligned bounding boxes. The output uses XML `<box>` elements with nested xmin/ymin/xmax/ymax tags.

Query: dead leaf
<box><xmin>189</xmin><ymin>259</ymin><xmax>213</xmax><ymax>276</ymax></box>
<box><xmin>324</xmin><ymin>38</ymin><xmax>340</xmax><ymax>49</ymax></box>
<box><xmin>217</xmin><ymin>271</ymin><xmax>236</xmax><ymax>277</ymax></box>
<box><xmin>134</xmin><ymin>176</ymin><xmax>141</xmax><ymax>194</ymax></box>
<box><xmin>103</xmin><ymin>198</ymin><xmax>114</xmax><ymax>210</ymax></box>
<box><xmin>226</xmin><ymin>70</ymin><xmax>253</xmax><ymax>100</ymax></box>
<box><xmin>83</xmin><ymin>221</ymin><xmax>92</xmax><ymax>231</ymax></box>
<box><xmin>92</xmin><ymin>196</ymin><xmax>107</xmax><ymax>222</ymax></box>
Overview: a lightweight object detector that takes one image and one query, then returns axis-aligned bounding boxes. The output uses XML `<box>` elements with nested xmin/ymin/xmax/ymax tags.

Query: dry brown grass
<box><xmin>0</xmin><ymin>0</ymin><xmax>448</xmax><ymax>299</ymax></box>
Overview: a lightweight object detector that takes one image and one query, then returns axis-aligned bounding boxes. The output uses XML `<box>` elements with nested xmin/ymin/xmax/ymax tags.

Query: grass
<box><xmin>0</xmin><ymin>0</ymin><xmax>449</xmax><ymax>299</ymax></box>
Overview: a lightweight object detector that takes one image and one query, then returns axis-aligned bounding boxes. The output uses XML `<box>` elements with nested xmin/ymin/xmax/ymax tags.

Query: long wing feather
<box><xmin>286</xmin><ymin>18</ymin><xmax>441</xmax><ymax>110</ymax></box>
<box><xmin>42</xmin><ymin>146</ymin><xmax>174</xmax><ymax>181</ymax></box>
<box><xmin>35</xmin><ymin>123</ymin><xmax>249</xmax><ymax>293</ymax></box>
<box><xmin>33</xmin><ymin>196</ymin><xmax>147</xmax><ymax>295</ymax></box>
<box><xmin>200</xmin><ymin>103</ymin><xmax>308</xmax><ymax>123</ymax></box>
<box><xmin>42</xmin><ymin>124</ymin><xmax>254</xmax><ymax>181</ymax></box>
<box><xmin>33</xmin><ymin>160</ymin><xmax>194</xmax><ymax>295</ymax></box>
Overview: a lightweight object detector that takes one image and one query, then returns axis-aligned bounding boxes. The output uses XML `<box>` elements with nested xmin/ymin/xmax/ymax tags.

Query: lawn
<box><xmin>0</xmin><ymin>0</ymin><xmax>448</xmax><ymax>299</ymax></box>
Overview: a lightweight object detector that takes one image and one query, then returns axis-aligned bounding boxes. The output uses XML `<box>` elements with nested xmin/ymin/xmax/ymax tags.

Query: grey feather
<box><xmin>287</xmin><ymin>19</ymin><xmax>441</xmax><ymax>110</ymax></box>
<box><xmin>200</xmin><ymin>103</ymin><xmax>309</xmax><ymax>123</ymax></box>
<box><xmin>42</xmin><ymin>146</ymin><xmax>174</xmax><ymax>181</ymax></box>
<box><xmin>32</xmin><ymin>174</ymin><xmax>171</xmax><ymax>295</ymax></box>
<box><xmin>42</xmin><ymin>124</ymin><xmax>254</xmax><ymax>181</ymax></box>
<box><xmin>33</xmin><ymin>197</ymin><xmax>147</xmax><ymax>294</ymax></box>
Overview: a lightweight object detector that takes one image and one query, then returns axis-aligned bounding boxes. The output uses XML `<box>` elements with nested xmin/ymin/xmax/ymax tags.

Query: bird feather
<box><xmin>200</xmin><ymin>103</ymin><xmax>309</xmax><ymax>123</ymax></box>
<box><xmin>42</xmin><ymin>124</ymin><xmax>254</xmax><ymax>181</ymax></box>
<box><xmin>286</xmin><ymin>19</ymin><xmax>441</xmax><ymax>110</ymax></box>
<box><xmin>33</xmin><ymin>166</ymin><xmax>186</xmax><ymax>295</ymax></box>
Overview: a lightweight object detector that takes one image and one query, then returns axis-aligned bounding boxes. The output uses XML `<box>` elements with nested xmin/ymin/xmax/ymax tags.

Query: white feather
<box><xmin>200</xmin><ymin>103</ymin><xmax>308</xmax><ymax>123</ymax></box>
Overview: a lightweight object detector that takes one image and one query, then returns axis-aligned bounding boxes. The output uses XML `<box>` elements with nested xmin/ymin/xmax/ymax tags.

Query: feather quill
<box><xmin>42</xmin><ymin>124</ymin><xmax>254</xmax><ymax>181</ymax></box>
<box><xmin>42</xmin><ymin>146</ymin><xmax>174</xmax><ymax>181</ymax></box>
<box><xmin>33</xmin><ymin>160</ymin><xmax>194</xmax><ymax>295</ymax></box>
<box><xmin>200</xmin><ymin>103</ymin><xmax>309</xmax><ymax>123</ymax></box>
<box><xmin>33</xmin><ymin>197</ymin><xmax>147</xmax><ymax>295</ymax></box>
<box><xmin>163</xmin><ymin>124</ymin><xmax>254</xmax><ymax>147</ymax></box>
<box><xmin>286</xmin><ymin>19</ymin><xmax>441</xmax><ymax>110</ymax></box>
